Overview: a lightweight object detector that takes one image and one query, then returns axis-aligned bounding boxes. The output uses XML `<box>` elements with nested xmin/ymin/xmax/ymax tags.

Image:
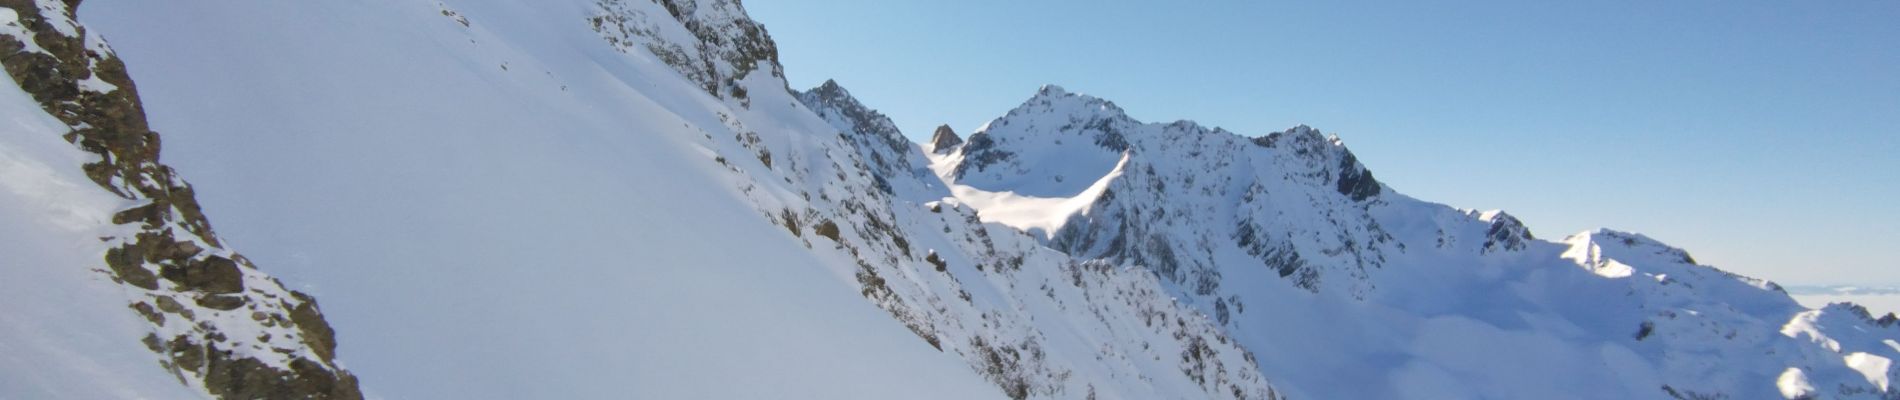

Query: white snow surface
<box><xmin>80</xmin><ymin>1</ymin><xmax>994</xmax><ymax>398</ymax></box>
<box><xmin>0</xmin><ymin>71</ymin><xmax>205</xmax><ymax>399</ymax></box>
<box><xmin>26</xmin><ymin>0</ymin><xmax>1895</xmax><ymax>399</ymax></box>
<box><xmin>928</xmin><ymin>85</ymin><xmax>1900</xmax><ymax>399</ymax></box>
<box><xmin>1797</xmin><ymin>293</ymin><xmax>1900</xmax><ymax>317</ymax></box>
<box><xmin>932</xmin><ymin>151</ymin><xmax>1129</xmax><ymax>238</ymax></box>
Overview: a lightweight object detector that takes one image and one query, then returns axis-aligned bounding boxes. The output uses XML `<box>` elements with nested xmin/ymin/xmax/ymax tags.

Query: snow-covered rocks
<box><xmin>933</xmin><ymin>85</ymin><xmax>1900</xmax><ymax>399</ymax></box>
<box><xmin>5</xmin><ymin>0</ymin><xmax>1889</xmax><ymax>398</ymax></box>
<box><xmin>591</xmin><ymin>0</ymin><xmax>778</xmax><ymax>101</ymax></box>
<box><xmin>929</xmin><ymin>124</ymin><xmax>963</xmax><ymax>154</ymax></box>
<box><xmin>1</xmin><ymin>1</ymin><xmax>358</xmax><ymax>398</ymax></box>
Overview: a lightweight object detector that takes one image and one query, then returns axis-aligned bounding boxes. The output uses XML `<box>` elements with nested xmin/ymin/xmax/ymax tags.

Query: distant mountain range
<box><xmin>1787</xmin><ymin>285</ymin><xmax>1900</xmax><ymax>296</ymax></box>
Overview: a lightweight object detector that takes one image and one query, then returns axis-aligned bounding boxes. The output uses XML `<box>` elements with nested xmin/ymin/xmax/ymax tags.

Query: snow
<box><xmin>20</xmin><ymin>0</ymin><xmax>1893</xmax><ymax>398</ymax></box>
<box><xmin>936</xmin><ymin>85</ymin><xmax>1132</xmax><ymax>199</ymax></box>
<box><xmin>1796</xmin><ymin>293</ymin><xmax>1900</xmax><ymax>317</ymax></box>
<box><xmin>0</xmin><ymin>70</ymin><xmax>205</xmax><ymax>399</ymax></box>
<box><xmin>796</xmin><ymin>80</ymin><xmax>1282</xmax><ymax>398</ymax></box>
<box><xmin>935</xmin><ymin>152</ymin><xmax>1127</xmax><ymax>238</ymax></box>
<box><xmin>0</xmin><ymin>8</ymin><xmax>47</xmax><ymax>54</ymax></box>
<box><xmin>28</xmin><ymin>0</ymin><xmax>76</xmax><ymax>37</ymax></box>
<box><xmin>1783</xmin><ymin>309</ymin><xmax>1844</xmax><ymax>352</ymax></box>
<box><xmin>1778</xmin><ymin>367</ymin><xmax>1815</xmax><ymax>399</ymax></box>
<box><xmin>927</xmin><ymin>85</ymin><xmax>1900</xmax><ymax>399</ymax></box>
<box><xmin>1846</xmin><ymin>352</ymin><xmax>1892</xmax><ymax>391</ymax></box>
<box><xmin>79</xmin><ymin>1</ymin><xmax>996</xmax><ymax>398</ymax></box>
<box><xmin>75</xmin><ymin>73</ymin><xmax>116</xmax><ymax>93</ymax></box>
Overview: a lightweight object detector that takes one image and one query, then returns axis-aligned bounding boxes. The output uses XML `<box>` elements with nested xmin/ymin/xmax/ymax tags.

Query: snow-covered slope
<box><xmin>931</xmin><ymin>86</ymin><xmax>1900</xmax><ymax>399</ymax></box>
<box><xmin>4</xmin><ymin>0</ymin><xmax>1889</xmax><ymax>398</ymax></box>
<box><xmin>3</xmin><ymin>1</ymin><xmax>356</xmax><ymax>398</ymax></box>
<box><xmin>792</xmin><ymin>80</ymin><xmax>1282</xmax><ymax>399</ymax></box>
<box><xmin>0</xmin><ymin>52</ymin><xmax>202</xmax><ymax>400</ymax></box>
<box><xmin>73</xmin><ymin>0</ymin><xmax>997</xmax><ymax>398</ymax></box>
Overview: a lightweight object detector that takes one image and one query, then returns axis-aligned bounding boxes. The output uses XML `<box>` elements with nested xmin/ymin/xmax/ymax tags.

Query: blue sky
<box><xmin>747</xmin><ymin>1</ymin><xmax>1899</xmax><ymax>285</ymax></box>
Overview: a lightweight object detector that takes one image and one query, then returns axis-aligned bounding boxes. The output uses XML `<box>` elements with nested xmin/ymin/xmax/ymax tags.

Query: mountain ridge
<box><xmin>0</xmin><ymin>1</ymin><xmax>358</xmax><ymax>397</ymax></box>
<box><xmin>922</xmin><ymin>81</ymin><xmax>1899</xmax><ymax>399</ymax></box>
<box><xmin>2</xmin><ymin>0</ymin><xmax>1893</xmax><ymax>398</ymax></box>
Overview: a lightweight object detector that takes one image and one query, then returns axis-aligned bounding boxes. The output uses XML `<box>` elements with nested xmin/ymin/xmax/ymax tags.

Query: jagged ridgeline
<box><xmin>600</xmin><ymin>0</ymin><xmax>1900</xmax><ymax>397</ymax></box>
<box><xmin>589</xmin><ymin>1</ymin><xmax>1288</xmax><ymax>398</ymax></box>
<box><xmin>0</xmin><ymin>1</ymin><xmax>358</xmax><ymax>398</ymax></box>
<box><xmin>5</xmin><ymin>0</ymin><xmax>1894</xmax><ymax>398</ymax></box>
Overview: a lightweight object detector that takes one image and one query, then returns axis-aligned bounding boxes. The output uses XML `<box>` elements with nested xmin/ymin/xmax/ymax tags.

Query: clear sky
<box><xmin>746</xmin><ymin>1</ymin><xmax>1899</xmax><ymax>285</ymax></box>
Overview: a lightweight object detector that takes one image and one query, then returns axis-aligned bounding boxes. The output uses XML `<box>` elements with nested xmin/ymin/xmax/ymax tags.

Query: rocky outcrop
<box><xmin>796</xmin><ymin>79</ymin><xmax>915</xmax><ymax>190</ymax></box>
<box><xmin>1474</xmin><ymin>210</ymin><xmax>1533</xmax><ymax>253</ymax></box>
<box><xmin>590</xmin><ymin>0</ymin><xmax>779</xmax><ymax>103</ymax></box>
<box><xmin>0</xmin><ymin>1</ymin><xmax>359</xmax><ymax>398</ymax></box>
<box><xmin>929</xmin><ymin>124</ymin><xmax>961</xmax><ymax>154</ymax></box>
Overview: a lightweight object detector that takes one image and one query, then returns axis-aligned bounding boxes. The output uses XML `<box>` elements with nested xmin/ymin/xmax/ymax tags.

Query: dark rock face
<box><xmin>1253</xmin><ymin>126</ymin><xmax>1380</xmax><ymax>202</ymax></box>
<box><xmin>160</xmin><ymin>256</ymin><xmax>245</xmax><ymax>294</ymax></box>
<box><xmin>1088</xmin><ymin>118</ymin><xmax>1130</xmax><ymax>152</ymax></box>
<box><xmin>1334</xmin><ymin>152</ymin><xmax>1380</xmax><ymax>201</ymax></box>
<box><xmin>814</xmin><ymin>219</ymin><xmax>842</xmax><ymax>242</ymax></box>
<box><xmin>953</xmin><ymin>132</ymin><xmax>1014</xmax><ymax>179</ymax></box>
<box><xmin>925</xmin><ymin>251</ymin><xmax>948</xmax><ymax>272</ymax></box>
<box><xmin>796</xmin><ymin>79</ymin><xmax>913</xmax><ymax>180</ymax></box>
<box><xmin>0</xmin><ymin>1</ymin><xmax>360</xmax><ymax>398</ymax></box>
<box><xmin>930</xmin><ymin>124</ymin><xmax>962</xmax><ymax>153</ymax></box>
<box><xmin>1480</xmin><ymin>212</ymin><xmax>1534</xmax><ymax>253</ymax></box>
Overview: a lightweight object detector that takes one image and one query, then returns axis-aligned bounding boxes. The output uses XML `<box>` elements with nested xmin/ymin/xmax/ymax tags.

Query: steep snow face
<box><xmin>795</xmin><ymin>79</ymin><xmax>932</xmax><ymax>197</ymax></box>
<box><xmin>790</xmin><ymin>80</ymin><xmax>1287</xmax><ymax>398</ymax></box>
<box><xmin>922</xmin><ymin>91</ymin><xmax>1134</xmax><ymax>238</ymax></box>
<box><xmin>932</xmin><ymin>87</ymin><xmax>1900</xmax><ymax>399</ymax></box>
<box><xmin>936</xmin><ymin>152</ymin><xmax>1129</xmax><ymax>239</ymax></box>
<box><xmin>947</xmin><ymin>85</ymin><xmax>1134</xmax><ymax>199</ymax></box>
<box><xmin>79</xmin><ymin>1</ymin><xmax>999</xmax><ymax>398</ymax></box>
<box><xmin>81</xmin><ymin>0</ymin><xmax>1291</xmax><ymax>397</ymax></box>
<box><xmin>4</xmin><ymin>1</ymin><xmax>357</xmax><ymax>397</ymax></box>
<box><xmin>941</xmin><ymin>87</ymin><xmax>1393</xmax><ymax>298</ymax></box>
<box><xmin>590</xmin><ymin>0</ymin><xmax>778</xmax><ymax>101</ymax></box>
<box><xmin>52</xmin><ymin>0</ymin><xmax>1900</xmax><ymax>398</ymax></box>
<box><xmin>0</xmin><ymin>63</ymin><xmax>202</xmax><ymax>400</ymax></box>
<box><xmin>82</xmin><ymin>0</ymin><xmax>1290</xmax><ymax>398</ymax></box>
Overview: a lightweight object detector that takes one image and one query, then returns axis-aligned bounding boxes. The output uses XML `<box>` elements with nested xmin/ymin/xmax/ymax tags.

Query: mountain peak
<box><xmin>795</xmin><ymin>79</ymin><xmax>910</xmax><ymax>166</ymax></box>
<box><xmin>798</xmin><ymin>78</ymin><xmax>880</xmax><ymax>120</ymax></box>
<box><xmin>1567</xmin><ymin>228</ymin><xmax>1700</xmax><ymax>266</ymax></box>
<box><xmin>806</xmin><ymin>78</ymin><xmax>853</xmax><ymax>102</ymax></box>
<box><xmin>1036</xmin><ymin>84</ymin><xmax>1070</xmax><ymax>97</ymax></box>
<box><xmin>991</xmin><ymin>84</ymin><xmax>1128</xmax><ymax>130</ymax></box>
<box><xmin>929</xmin><ymin>124</ymin><xmax>962</xmax><ymax>154</ymax></box>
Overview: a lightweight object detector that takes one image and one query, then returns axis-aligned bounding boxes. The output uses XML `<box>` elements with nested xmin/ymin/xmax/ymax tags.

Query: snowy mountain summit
<box><xmin>926</xmin><ymin>86</ymin><xmax>1900</xmax><ymax>399</ymax></box>
<box><xmin>3</xmin><ymin>0</ymin><xmax>1896</xmax><ymax>399</ymax></box>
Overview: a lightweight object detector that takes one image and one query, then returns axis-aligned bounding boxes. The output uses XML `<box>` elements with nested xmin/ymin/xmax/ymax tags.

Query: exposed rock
<box><xmin>194</xmin><ymin>294</ymin><xmax>247</xmax><ymax>311</ymax></box>
<box><xmin>787</xmin><ymin>78</ymin><xmax>1284</xmax><ymax>399</ymax></box>
<box><xmin>0</xmin><ymin>1</ymin><xmax>360</xmax><ymax>397</ymax></box>
<box><xmin>925</xmin><ymin>250</ymin><xmax>948</xmax><ymax>272</ymax></box>
<box><xmin>160</xmin><ymin>255</ymin><xmax>244</xmax><ymax>294</ymax></box>
<box><xmin>1476</xmin><ymin>211</ymin><xmax>1534</xmax><ymax>253</ymax></box>
<box><xmin>590</xmin><ymin>0</ymin><xmax>779</xmax><ymax>102</ymax></box>
<box><xmin>794</xmin><ymin>79</ymin><xmax>913</xmax><ymax>190</ymax></box>
<box><xmin>1334</xmin><ymin>151</ymin><xmax>1380</xmax><ymax>201</ymax></box>
<box><xmin>814</xmin><ymin>219</ymin><xmax>841</xmax><ymax>242</ymax></box>
<box><xmin>953</xmin><ymin>132</ymin><xmax>1014</xmax><ymax>179</ymax></box>
<box><xmin>930</xmin><ymin>124</ymin><xmax>962</xmax><ymax>154</ymax></box>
